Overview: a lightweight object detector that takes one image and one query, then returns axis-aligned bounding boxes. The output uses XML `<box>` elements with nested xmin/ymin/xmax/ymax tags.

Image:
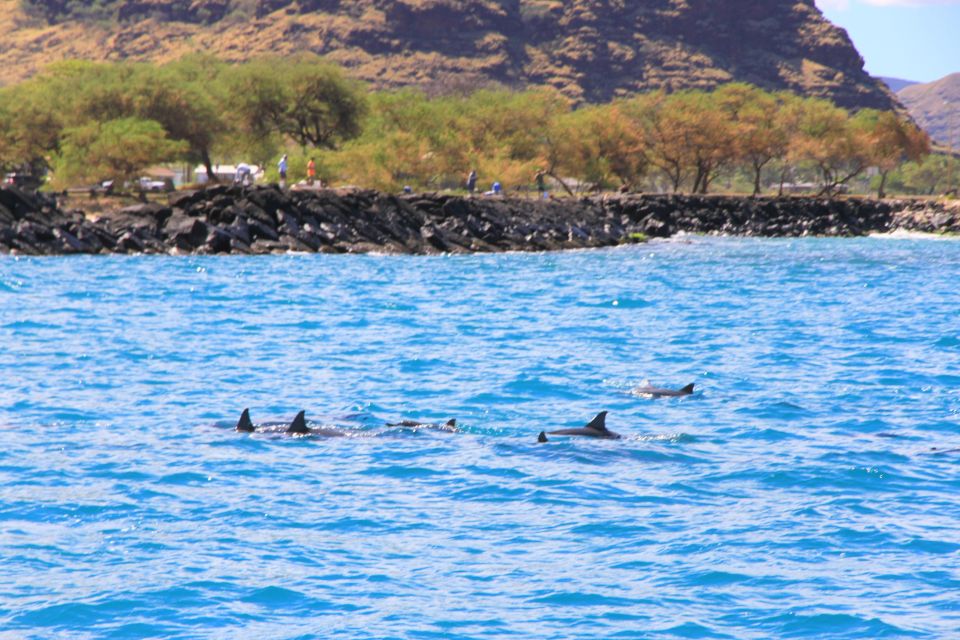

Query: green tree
<box><xmin>13</xmin><ymin>59</ymin><xmax>230</xmax><ymax>181</ymax></box>
<box><xmin>714</xmin><ymin>83</ymin><xmax>790</xmax><ymax>196</ymax></box>
<box><xmin>898</xmin><ymin>154</ymin><xmax>960</xmax><ymax>195</ymax></box>
<box><xmin>147</xmin><ymin>56</ymin><xmax>230</xmax><ymax>180</ymax></box>
<box><xmin>857</xmin><ymin>110</ymin><xmax>930</xmax><ymax>198</ymax></box>
<box><xmin>631</xmin><ymin>90</ymin><xmax>736</xmax><ymax>194</ymax></box>
<box><xmin>329</xmin><ymin>89</ymin><xmax>457</xmax><ymax>189</ymax></box>
<box><xmin>228</xmin><ymin>56</ymin><xmax>368</xmax><ymax>152</ymax></box>
<box><xmin>789</xmin><ymin>97</ymin><xmax>869</xmax><ymax>197</ymax></box>
<box><xmin>548</xmin><ymin>103</ymin><xmax>647</xmax><ymax>191</ymax></box>
<box><xmin>447</xmin><ymin>88</ymin><xmax>570</xmax><ymax>191</ymax></box>
<box><xmin>0</xmin><ymin>77</ymin><xmax>69</xmax><ymax>174</ymax></box>
<box><xmin>628</xmin><ymin>92</ymin><xmax>688</xmax><ymax>192</ymax></box>
<box><xmin>328</xmin><ymin>87</ymin><xmax>569</xmax><ymax>192</ymax></box>
<box><xmin>53</xmin><ymin>117</ymin><xmax>187</xmax><ymax>188</ymax></box>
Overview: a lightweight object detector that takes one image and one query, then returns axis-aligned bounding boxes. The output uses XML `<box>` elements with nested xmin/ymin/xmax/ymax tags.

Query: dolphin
<box><xmin>386</xmin><ymin>418</ymin><xmax>458</xmax><ymax>431</ymax></box>
<box><xmin>928</xmin><ymin>447</ymin><xmax>960</xmax><ymax>455</ymax></box>
<box><xmin>287</xmin><ymin>410</ymin><xmax>311</xmax><ymax>434</ymax></box>
<box><xmin>538</xmin><ymin>411</ymin><xmax>621</xmax><ymax>442</ymax></box>
<box><xmin>236</xmin><ymin>408</ymin><xmax>255</xmax><ymax>432</ymax></box>
<box><xmin>286</xmin><ymin>410</ymin><xmax>347</xmax><ymax>437</ymax></box>
<box><xmin>234</xmin><ymin>408</ymin><xmax>293</xmax><ymax>433</ymax></box>
<box><xmin>632</xmin><ymin>382</ymin><xmax>695</xmax><ymax>398</ymax></box>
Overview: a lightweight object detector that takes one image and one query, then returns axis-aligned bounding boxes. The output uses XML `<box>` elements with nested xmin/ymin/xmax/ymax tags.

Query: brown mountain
<box><xmin>899</xmin><ymin>73</ymin><xmax>960</xmax><ymax>150</ymax></box>
<box><xmin>1</xmin><ymin>0</ymin><xmax>899</xmax><ymax>110</ymax></box>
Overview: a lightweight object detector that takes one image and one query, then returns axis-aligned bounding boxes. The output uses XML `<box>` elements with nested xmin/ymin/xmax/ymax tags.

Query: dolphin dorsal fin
<box><xmin>287</xmin><ymin>410</ymin><xmax>310</xmax><ymax>434</ymax></box>
<box><xmin>236</xmin><ymin>408</ymin><xmax>255</xmax><ymax>432</ymax></box>
<box><xmin>585</xmin><ymin>411</ymin><xmax>609</xmax><ymax>433</ymax></box>
<box><xmin>446</xmin><ymin>419</ymin><xmax>457</xmax><ymax>428</ymax></box>
<box><xmin>680</xmin><ymin>383</ymin><xmax>695</xmax><ymax>394</ymax></box>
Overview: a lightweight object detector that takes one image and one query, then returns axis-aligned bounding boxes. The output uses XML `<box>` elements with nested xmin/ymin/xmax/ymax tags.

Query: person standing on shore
<box><xmin>485</xmin><ymin>181</ymin><xmax>502</xmax><ymax>196</ymax></box>
<box><xmin>278</xmin><ymin>154</ymin><xmax>288</xmax><ymax>188</ymax></box>
<box><xmin>306</xmin><ymin>158</ymin><xmax>316</xmax><ymax>185</ymax></box>
<box><xmin>466</xmin><ymin>169</ymin><xmax>477</xmax><ymax>196</ymax></box>
<box><xmin>534</xmin><ymin>168</ymin><xmax>547</xmax><ymax>199</ymax></box>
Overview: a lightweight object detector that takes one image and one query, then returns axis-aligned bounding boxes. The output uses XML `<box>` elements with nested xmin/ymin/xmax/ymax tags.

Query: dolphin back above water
<box><xmin>235</xmin><ymin>409</ymin><xmax>346</xmax><ymax>436</ymax></box>
<box><xmin>236</xmin><ymin>408</ymin><xmax>255</xmax><ymax>432</ymax></box>
<box><xmin>632</xmin><ymin>382</ymin><xmax>695</xmax><ymax>398</ymax></box>
<box><xmin>538</xmin><ymin>411</ymin><xmax>621</xmax><ymax>442</ymax></box>
<box><xmin>287</xmin><ymin>410</ymin><xmax>311</xmax><ymax>434</ymax></box>
<box><xmin>286</xmin><ymin>410</ymin><xmax>348</xmax><ymax>437</ymax></box>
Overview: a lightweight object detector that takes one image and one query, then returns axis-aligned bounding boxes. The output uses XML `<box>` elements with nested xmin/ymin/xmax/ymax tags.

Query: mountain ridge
<box><xmin>880</xmin><ymin>76</ymin><xmax>918</xmax><ymax>94</ymax></box>
<box><xmin>2</xmin><ymin>0</ymin><xmax>900</xmax><ymax>111</ymax></box>
<box><xmin>898</xmin><ymin>73</ymin><xmax>960</xmax><ymax>150</ymax></box>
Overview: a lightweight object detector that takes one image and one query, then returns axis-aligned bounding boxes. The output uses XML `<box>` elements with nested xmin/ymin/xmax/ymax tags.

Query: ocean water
<box><xmin>1</xmin><ymin>237</ymin><xmax>959</xmax><ymax>639</ymax></box>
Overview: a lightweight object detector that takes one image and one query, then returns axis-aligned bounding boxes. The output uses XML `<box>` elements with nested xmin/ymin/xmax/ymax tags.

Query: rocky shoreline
<box><xmin>1</xmin><ymin>185</ymin><xmax>957</xmax><ymax>256</ymax></box>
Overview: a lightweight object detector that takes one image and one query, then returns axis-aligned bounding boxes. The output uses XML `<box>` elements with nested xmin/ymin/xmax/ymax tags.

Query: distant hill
<box><xmin>879</xmin><ymin>77</ymin><xmax>918</xmax><ymax>93</ymax></box>
<box><xmin>1</xmin><ymin>0</ymin><xmax>900</xmax><ymax>111</ymax></box>
<box><xmin>899</xmin><ymin>73</ymin><xmax>960</xmax><ymax>150</ymax></box>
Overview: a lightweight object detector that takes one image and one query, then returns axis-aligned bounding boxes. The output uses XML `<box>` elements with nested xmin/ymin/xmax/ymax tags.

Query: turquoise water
<box><xmin>1</xmin><ymin>238</ymin><xmax>959</xmax><ymax>638</ymax></box>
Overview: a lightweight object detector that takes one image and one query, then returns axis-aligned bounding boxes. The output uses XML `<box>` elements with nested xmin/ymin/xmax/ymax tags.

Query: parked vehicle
<box><xmin>4</xmin><ymin>172</ymin><xmax>43</xmax><ymax>191</ymax></box>
<box><xmin>136</xmin><ymin>177</ymin><xmax>172</xmax><ymax>192</ymax></box>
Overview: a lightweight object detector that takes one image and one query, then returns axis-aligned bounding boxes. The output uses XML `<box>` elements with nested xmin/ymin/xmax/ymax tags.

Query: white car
<box><xmin>137</xmin><ymin>177</ymin><xmax>171</xmax><ymax>192</ymax></box>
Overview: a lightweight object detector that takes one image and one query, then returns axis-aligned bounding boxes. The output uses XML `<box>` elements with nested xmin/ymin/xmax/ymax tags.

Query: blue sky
<box><xmin>815</xmin><ymin>0</ymin><xmax>960</xmax><ymax>83</ymax></box>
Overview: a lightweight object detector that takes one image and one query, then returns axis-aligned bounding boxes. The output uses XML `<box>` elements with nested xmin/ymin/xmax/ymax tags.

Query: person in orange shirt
<box><xmin>306</xmin><ymin>158</ymin><xmax>316</xmax><ymax>185</ymax></box>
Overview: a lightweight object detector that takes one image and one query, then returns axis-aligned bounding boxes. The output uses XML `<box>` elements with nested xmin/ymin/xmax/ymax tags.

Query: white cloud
<box><xmin>864</xmin><ymin>0</ymin><xmax>960</xmax><ymax>4</ymax></box>
<box><xmin>818</xmin><ymin>0</ymin><xmax>960</xmax><ymax>8</ymax></box>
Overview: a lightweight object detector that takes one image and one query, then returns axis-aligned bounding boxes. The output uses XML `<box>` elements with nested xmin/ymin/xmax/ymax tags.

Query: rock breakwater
<box><xmin>1</xmin><ymin>185</ymin><xmax>957</xmax><ymax>256</ymax></box>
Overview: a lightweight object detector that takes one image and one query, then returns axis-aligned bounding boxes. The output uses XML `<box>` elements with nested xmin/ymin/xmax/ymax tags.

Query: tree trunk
<box><xmin>877</xmin><ymin>170</ymin><xmax>888</xmax><ymax>199</ymax></box>
<box><xmin>692</xmin><ymin>165</ymin><xmax>705</xmax><ymax>194</ymax></box>
<box><xmin>753</xmin><ymin>162</ymin><xmax>763</xmax><ymax>197</ymax></box>
<box><xmin>201</xmin><ymin>148</ymin><xmax>217</xmax><ymax>182</ymax></box>
<box><xmin>817</xmin><ymin>165</ymin><xmax>834</xmax><ymax>198</ymax></box>
<box><xmin>699</xmin><ymin>166</ymin><xmax>714</xmax><ymax>194</ymax></box>
<box><xmin>547</xmin><ymin>170</ymin><xmax>575</xmax><ymax>197</ymax></box>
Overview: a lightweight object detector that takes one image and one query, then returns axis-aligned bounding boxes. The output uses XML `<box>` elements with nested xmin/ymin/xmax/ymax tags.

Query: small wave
<box><xmin>734</xmin><ymin>427</ymin><xmax>807</xmax><ymax>442</ymax></box>
<box><xmin>361</xmin><ymin>464</ymin><xmax>450</xmax><ymax>479</ymax></box>
<box><xmin>239</xmin><ymin>586</ymin><xmax>327</xmax><ymax>611</ymax></box>
<box><xmin>903</xmin><ymin>538</ymin><xmax>960</xmax><ymax>554</ymax></box>
<box><xmin>934</xmin><ymin>335</ymin><xmax>960</xmax><ymax>348</ymax></box>
<box><xmin>608</xmin><ymin>296</ymin><xmax>652</xmax><ymax>309</ymax></box>
<box><xmin>736</xmin><ymin>401</ymin><xmax>814</xmax><ymax>421</ymax></box>
<box><xmin>157</xmin><ymin>472</ymin><xmax>210</xmax><ymax>485</ymax></box>
<box><xmin>870</xmin><ymin>229</ymin><xmax>960</xmax><ymax>241</ymax></box>
<box><xmin>527</xmin><ymin>591</ymin><xmax>640</xmax><ymax>607</ymax></box>
<box><xmin>0</xmin><ymin>277</ymin><xmax>26</xmax><ymax>292</ymax></box>
<box><xmin>771</xmin><ymin>612</ymin><xmax>919</xmax><ymax>638</ymax></box>
<box><xmin>2</xmin><ymin>320</ymin><xmax>59</xmax><ymax>330</ymax></box>
<box><xmin>658</xmin><ymin>622</ymin><xmax>737</xmax><ymax>638</ymax></box>
<box><xmin>633</xmin><ymin>432</ymin><xmax>698</xmax><ymax>444</ymax></box>
<box><xmin>13</xmin><ymin>602</ymin><xmax>118</xmax><ymax>630</ymax></box>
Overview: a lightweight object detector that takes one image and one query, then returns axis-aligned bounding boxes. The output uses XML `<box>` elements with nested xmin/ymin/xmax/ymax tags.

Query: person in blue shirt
<box><xmin>485</xmin><ymin>181</ymin><xmax>502</xmax><ymax>196</ymax></box>
<box><xmin>278</xmin><ymin>154</ymin><xmax>288</xmax><ymax>187</ymax></box>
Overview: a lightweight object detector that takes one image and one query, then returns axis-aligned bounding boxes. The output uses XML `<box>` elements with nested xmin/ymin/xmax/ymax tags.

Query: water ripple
<box><xmin>2</xmin><ymin>238</ymin><xmax>960</xmax><ymax>638</ymax></box>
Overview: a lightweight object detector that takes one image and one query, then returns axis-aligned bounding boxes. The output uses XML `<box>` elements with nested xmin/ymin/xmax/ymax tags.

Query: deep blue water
<box><xmin>1</xmin><ymin>237</ymin><xmax>959</xmax><ymax>639</ymax></box>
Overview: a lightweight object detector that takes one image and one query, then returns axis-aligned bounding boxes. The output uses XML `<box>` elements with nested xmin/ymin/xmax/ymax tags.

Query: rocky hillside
<box><xmin>899</xmin><ymin>73</ymin><xmax>960</xmax><ymax>150</ymax></box>
<box><xmin>2</xmin><ymin>0</ymin><xmax>898</xmax><ymax>110</ymax></box>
